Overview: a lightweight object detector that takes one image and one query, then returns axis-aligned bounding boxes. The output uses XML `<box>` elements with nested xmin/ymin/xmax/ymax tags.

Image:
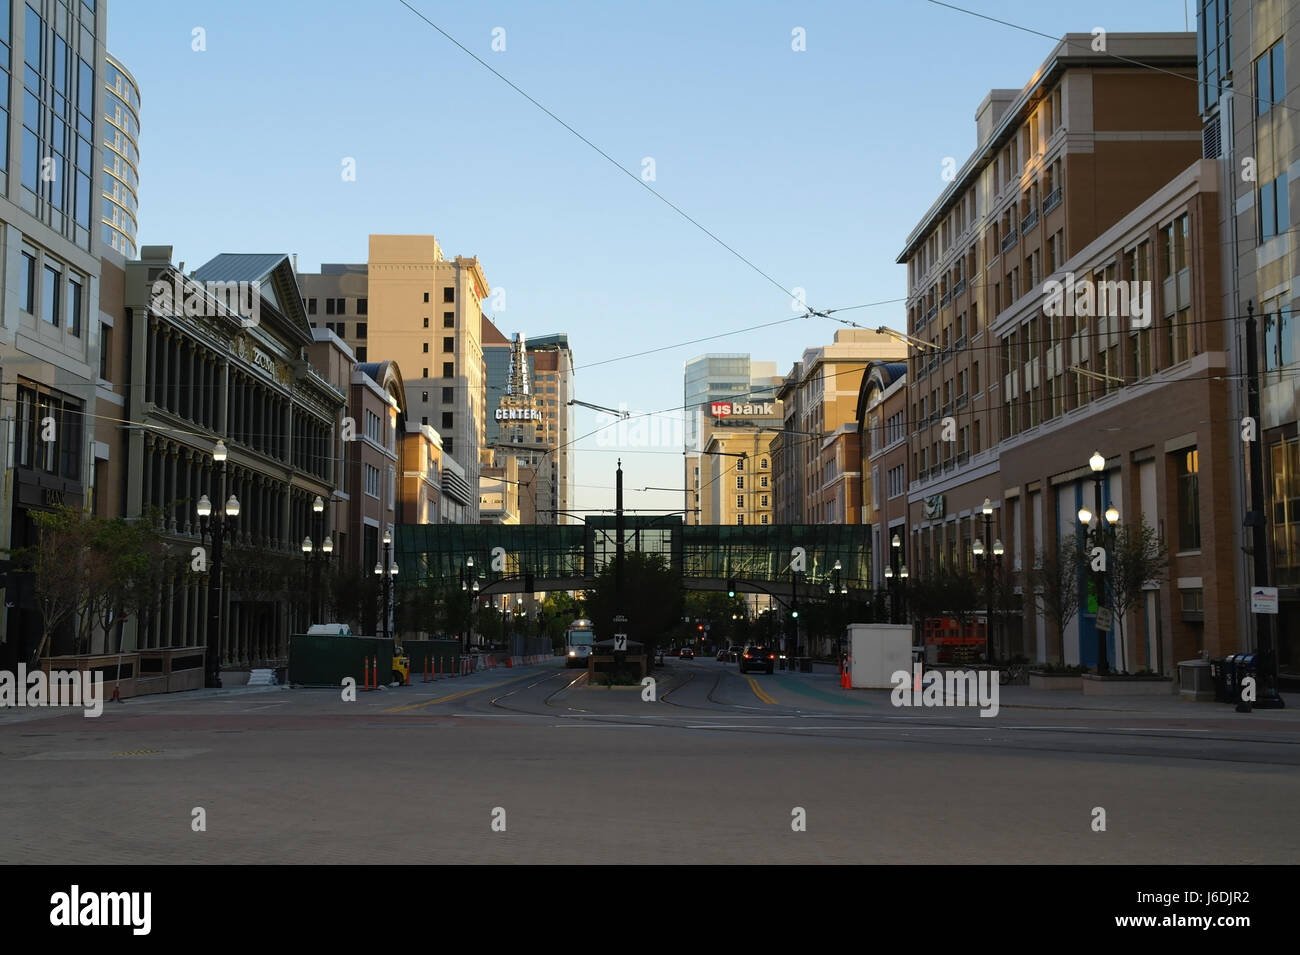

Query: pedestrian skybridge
<box><xmin>395</xmin><ymin>518</ymin><xmax>871</xmax><ymax>600</ymax></box>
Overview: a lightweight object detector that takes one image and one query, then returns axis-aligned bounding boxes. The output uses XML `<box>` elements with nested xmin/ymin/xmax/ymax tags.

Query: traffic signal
<box><xmin>697</xmin><ymin>624</ymin><xmax>705</xmax><ymax>632</ymax></box>
<box><xmin>791</xmin><ymin>605</ymin><xmax>799</xmax><ymax>619</ymax></box>
<box><xmin>727</xmin><ymin>578</ymin><xmax>737</xmax><ymax>598</ymax></box>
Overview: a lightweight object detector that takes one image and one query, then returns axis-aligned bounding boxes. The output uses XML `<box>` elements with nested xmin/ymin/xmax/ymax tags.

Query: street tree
<box><xmin>1031</xmin><ymin>540</ymin><xmax>1081</xmax><ymax>666</ymax></box>
<box><xmin>1109</xmin><ymin>516</ymin><xmax>1169</xmax><ymax>673</ymax></box>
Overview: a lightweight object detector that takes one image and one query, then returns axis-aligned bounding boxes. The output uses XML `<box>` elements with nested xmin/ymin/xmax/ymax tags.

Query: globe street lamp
<box><xmin>1081</xmin><ymin>452</ymin><xmax>1112</xmax><ymax>673</ymax></box>
<box><xmin>197</xmin><ymin>439</ymin><xmax>239</xmax><ymax>688</ymax></box>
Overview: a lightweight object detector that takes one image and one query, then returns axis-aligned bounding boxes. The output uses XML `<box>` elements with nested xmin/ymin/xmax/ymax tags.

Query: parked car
<box><xmin>715</xmin><ymin>648</ymin><xmax>730</xmax><ymax>661</ymax></box>
<box><xmin>739</xmin><ymin>645</ymin><xmax>776</xmax><ymax>674</ymax></box>
<box><xmin>724</xmin><ymin>645</ymin><xmax>744</xmax><ymax>663</ymax></box>
<box><xmin>679</xmin><ymin>646</ymin><xmax>696</xmax><ymax>660</ymax></box>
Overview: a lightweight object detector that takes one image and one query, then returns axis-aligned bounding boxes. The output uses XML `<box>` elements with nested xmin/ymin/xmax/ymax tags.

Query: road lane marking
<box><xmin>745</xmin><ymin>676</ymin><xmax>777</xmax><ymax>705</ymax></box>
<box><xmin>385</xmin><ymin>676</ymin><xmax>532</xmax><ymax>712</ymax></box>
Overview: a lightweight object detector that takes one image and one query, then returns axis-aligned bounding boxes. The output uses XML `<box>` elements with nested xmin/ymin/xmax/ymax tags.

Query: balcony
<box><xmin>953</xmin><ymin>278</ymin><xmax>967</xmax><ymax>296</ymax></box>
<box><xmin>927</xmin><ymin>357</ymin><xmax>940</xmax><ymax>374</ymax></box>
<box><xmin>942</xmin><ymin>349</ymin><xmax>953</xmax><ymax>364</ymax></box>
<box><xmin>954</xmin><ymin>336</ymin><xmax>967</xmax><ymax>351</ymax></box>
<box><xmin>1043</xmin><ymin>187</ymin><xmax>1062</xmax><ymax>213</ymax></box>
<box><xmin>1001</xmin><ymin>228</ymin><xmax>1019</xmax><ymax>252</ymax></box>
<box><xmin>926</xmin><ymin>304</ymin><xmax>938</xmax><ymax>322</ymax></box>
<box><xmin>1021</xmin><ymin>208</ymin><xmax>1039</xmax><ymax>232</ymax></box>
<box><xmin>940</xmin><ymin>290</ymin><xmax>952</xmax><ymax>307</ymax></box>
<box><xmin>955</xmin><ymin>394</ymin><xmax>969</xmax><ymax>409</ymax></box>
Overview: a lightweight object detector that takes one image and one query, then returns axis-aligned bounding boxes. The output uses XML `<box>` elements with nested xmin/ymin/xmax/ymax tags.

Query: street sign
<box><xmin>1095</xmin><ymin>607</ymin><xmax>1113</xmax><ymax>632</ymax></box>
<box><xmin>613</xmin><ymin>634</ymin><xmax>628</xmax><ymax>651</ymax></box>
<box><xmin>1250</xmin><ymin>587</ymin><xmax>1279</xmax><ymax>615</ymax></box>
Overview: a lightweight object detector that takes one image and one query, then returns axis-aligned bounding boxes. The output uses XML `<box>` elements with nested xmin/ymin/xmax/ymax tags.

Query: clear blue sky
<box><xmin>109</xmin><ymin>0</ymin><xmax>1196</xmax><ymax>514</ymax></box>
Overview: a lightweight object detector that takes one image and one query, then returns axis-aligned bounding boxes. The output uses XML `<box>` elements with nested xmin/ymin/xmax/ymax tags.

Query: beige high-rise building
<box><xmin>298</xmin><ymin>235</ymin><xmax>492</xmax><ymax>521</ymax></box>
<box><xmin>772</xmin><ymin>329</ymin><xmax>907</xmax><ymax>524</ymax></box>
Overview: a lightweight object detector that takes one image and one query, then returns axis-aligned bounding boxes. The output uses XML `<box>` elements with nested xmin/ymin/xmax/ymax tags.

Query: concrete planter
<box><xmin>1029</xmin><ymin>672</ymin><xmax>1083</xmax><ymax>691</ymax></box>
<box><xmin>1081</xmin><ymin>674</ymin><xmax>1174</xmax><ymax>696</ymax></box>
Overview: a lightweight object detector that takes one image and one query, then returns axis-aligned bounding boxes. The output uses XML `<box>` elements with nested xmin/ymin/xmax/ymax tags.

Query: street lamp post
<box><xmin>197</xmin><ymin>440</ymin><xmax>240</xmax><ymax>689</ymax></box>
<box><xmin>830</xmin><ymin>560</ymin><xmax>849</xmax><ymax>671</ymax></box>
<box><xmin>374</xmin><ymin>529</ymin><xmax>397</xmax><ymax>641</ymax></box>
<box><xmin>1078</xmin><ymin>451</ymin><xmax>1116</xmax><ymax>673</ymax></box>
<box><xmin>978</xmin><ymin>498</ymin><xmax>997</xmax><ymax>663</ymax></box>
<box><xmin>460</xmin><ymin>556</ymin><xmax>478</xmax><ymax>652</ymax></box>
<box><xmin>310</xmin><ymin>495</ymin><xmax>325</xmax><ymax>623</ymax></box>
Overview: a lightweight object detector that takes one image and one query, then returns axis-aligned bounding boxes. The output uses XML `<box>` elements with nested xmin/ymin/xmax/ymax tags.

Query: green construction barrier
<box><xmin>288</xmin><ymin>635</ymin><xmax>395</xmax><ymax>687</ymax></box>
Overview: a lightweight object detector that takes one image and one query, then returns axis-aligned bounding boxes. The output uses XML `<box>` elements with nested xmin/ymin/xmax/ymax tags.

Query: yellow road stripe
<box><xmin>385</xmin><ymin>676</ymin><xmax>522</xmax><ymax>712</ymax></box>
<box><xmin>745</xmin><ymin>676</ymin><xmax>777</xmax><ymax>705</ymax></box>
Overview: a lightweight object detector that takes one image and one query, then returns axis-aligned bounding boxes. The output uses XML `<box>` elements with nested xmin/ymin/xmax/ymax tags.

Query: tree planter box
<box><xmin>1029</xmin><ymin>672</ymin><xmax>1083</xmax><ymax>691</ymax></box>
<box><xmin>40</xmin><ymin>653</ymin><xmax>140</xmax><ymax>700</ymax></box>
<box><xmin>1081</xmin><ymin>674</ymin><xmax>1174</xmax><ymax>696</ymax></box>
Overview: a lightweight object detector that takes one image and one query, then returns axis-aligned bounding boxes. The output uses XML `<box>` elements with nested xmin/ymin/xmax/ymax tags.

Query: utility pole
<box><xmin>1243</xmin><ymin>303</ymin><xmax>1284</xmax><ymax>708</ymax></box>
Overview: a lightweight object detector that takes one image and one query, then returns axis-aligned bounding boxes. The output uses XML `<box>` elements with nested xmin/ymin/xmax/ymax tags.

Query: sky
<box><xmin>107</xmin><ymin>0</ymin><xmax>1197</xmax><ymax>515</ymax></box>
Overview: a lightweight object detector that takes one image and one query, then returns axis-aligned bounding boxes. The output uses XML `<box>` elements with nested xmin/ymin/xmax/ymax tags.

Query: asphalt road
<box><xmin>2</xmin><ymin>657</ymin><xmax>1297</xmax><ymax>864</ymax></box>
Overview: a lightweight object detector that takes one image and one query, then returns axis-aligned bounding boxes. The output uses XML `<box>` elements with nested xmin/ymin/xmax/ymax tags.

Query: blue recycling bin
<box><xmin>1237</xmin><ymin>653</ymin><xmax>1258</xmax><ymax>700</ymax></box>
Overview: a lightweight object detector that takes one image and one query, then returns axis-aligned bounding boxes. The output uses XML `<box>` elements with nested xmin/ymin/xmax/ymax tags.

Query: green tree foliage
<box><xmin>582</xmin><ymin>552</ymin><xmax>683</xmax><ymax>657</ymax></box>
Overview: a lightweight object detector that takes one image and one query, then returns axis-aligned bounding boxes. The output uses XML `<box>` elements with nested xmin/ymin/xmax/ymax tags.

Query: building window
<box><xmin>443</xmin><ymin>312</ymin><xmax>454</xmax><ymax>327</ymax></box>
<box><xmin>356</xmin><ymin>323</ymin><xmax>367</xmax><ymax>339</ymax></box>
<box><xmin>422</xmin><ymin>342</ymin><xmax>429</xmax><ymax>353</ymax></box>
<box><xmin>760</xmin><ymin>475</ymin><xmax>768</xmax><ymax>488</ymax></box>
<box><xmin>443</xmin><ymin>362</ymin><xmax>454</xmax><ymax>378</ymax></box>
<box><xmin>20</xmin><ymin>248</ymin><xmax>36</xmax><ymax>313</ymax></box>
<box><xmin>365</xmin><ymin>463</ymin><xmax>380</xmax><ymax>498</ymax></box>
<box><xmin>99</xmin><ymin>325</ymin><xmax>112</xmax><ymax>381</ymax></box>
<box><xmin>737</xmin><ymin>495</ymin><xmax>744</xmax><ymax>509</ymax></box>
<box><xmin>41</xmin><ymin>264</ymin><xmax>60</xmax><ymax>326</ymax></box>
<box><xmin>307</xmin><ymin>298</ymin><xmax>317</xmax><ymax>314</ymax></box>
<box><xmin>736</xmin><ymin>514</ymin><xmax>745</xmax><ymax>526</ymax></box>
<box><xmin>443</xmin><ymin>336</ymin><xmax>454</xmax><ymax>352</ymax></box>
<box><xmin>357</xmin><ymin>298</ymin><xmax>367</xmax><ymax>315</ymax></box>
<box><xmin>336</xmin><ymin>298</ymin><xmax>346</xmax><ymax>314</ymax></box>
<box><xmin>421</xmin><ymin>415</ymin><xmax>428</xmax><ymax>426</ymax></box>
<box><xmin>760</xmin><ymin>458</ymin><xmax>768</xmax><ymax>469</ymax></box>
<box><xmin>326</xmin><ymin>298</ymin><xmax>335</xmax><ymax>315</ymax></box>
<box><xmin>443</xmin><ymin>287</ymin><xmax>454</xmax><ymax>303</ymax></box>
<box><xmin>736</xmin><ymin>476</ymin><xmax>744</xmax><ymax>490</ymax></box>
<box><xmin>1256</xmin><ymin>40</ymin><xmax>1285</xmax><ymax>115</ymax></box>
<box><xmin>1263</xmin><ymin>301</ymin><xmax>1294</xmax><ymax>371</ymax></box>
<box><xmin>422</xmin><ymin>367</ymin><xmax>429</xmax><ymax>378</ymax></box>
<box><xmin>423</xmin><ymin>291</ymin><xmax>430</xmax><ymax>303</ymax></box>
<box><xmin>1177</xmin><ymin>448</ymin><xmax>1200</xmax><ymax>550</ymax></box>
<box><xmin>422</xmin><ymin>391</ymin><xmax>429</xmax><ymax>403</ymax></box>
<box><xmin>355</xmin><ymin>347</ymin><xmax>367</xmax><ymax>362</ymax></box>
<box><xmin>442</xmin><ymin>387</ymin><xmax>453</xmax><ymax>403</ymax></box>
<box><xmin>1259</xmin><ymin>173</ymin><xmax>1289</xmax><ymax>242</ymax></box>
<box><xmin>760</xmin><ymin>495</ymin><xmax>769</xmax><ymax>507</ymax></box>
<box><xmin>442</xmin><ymin>412</ymin><xmax>453</xmax><ymax>429</ymax></box>
<box><xmin>423</xmin><ymin>317</ymin><xmax>429</xmax><ymax>328</ymax></box>
<box><xmin>736</xmin><ymin>457</ymin><xmax>744</xmax><ymax>471</ymax></box>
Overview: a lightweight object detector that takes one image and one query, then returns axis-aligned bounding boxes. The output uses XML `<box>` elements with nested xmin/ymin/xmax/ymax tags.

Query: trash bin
<box><xmin>1237</xmin><ymin>653</ymin><xmax>1257</xmax><ymax>700</ymax></box>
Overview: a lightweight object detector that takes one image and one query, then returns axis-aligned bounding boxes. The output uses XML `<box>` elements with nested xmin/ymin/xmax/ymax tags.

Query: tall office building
<box><xmin>1197</xmin><ymin>0</ymin><xmax>1299</xmax><ymax>680</ymax></box>
<box><xmin>0</xmin><ymin>0</ymin><xmax>110</xmax><ymax>669</ymax></box>
<box><xmin>101</xmin><ymin>52</ymin><xmax>138</xmax><ymax>258</ymax></box>
<box><xmin>683</xmin><ymin>353</ymin><xmax>779</xmax><ymax>523</ymax></box>
<box><xmin>526</xmin><ymin>333</ymin><xmax>575</xmax><ymax>523</ymax></box>
<box><xmin>298</xmin><ymin>234</ymin><xmax>491</xmax><ymax>521</ymax></box>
